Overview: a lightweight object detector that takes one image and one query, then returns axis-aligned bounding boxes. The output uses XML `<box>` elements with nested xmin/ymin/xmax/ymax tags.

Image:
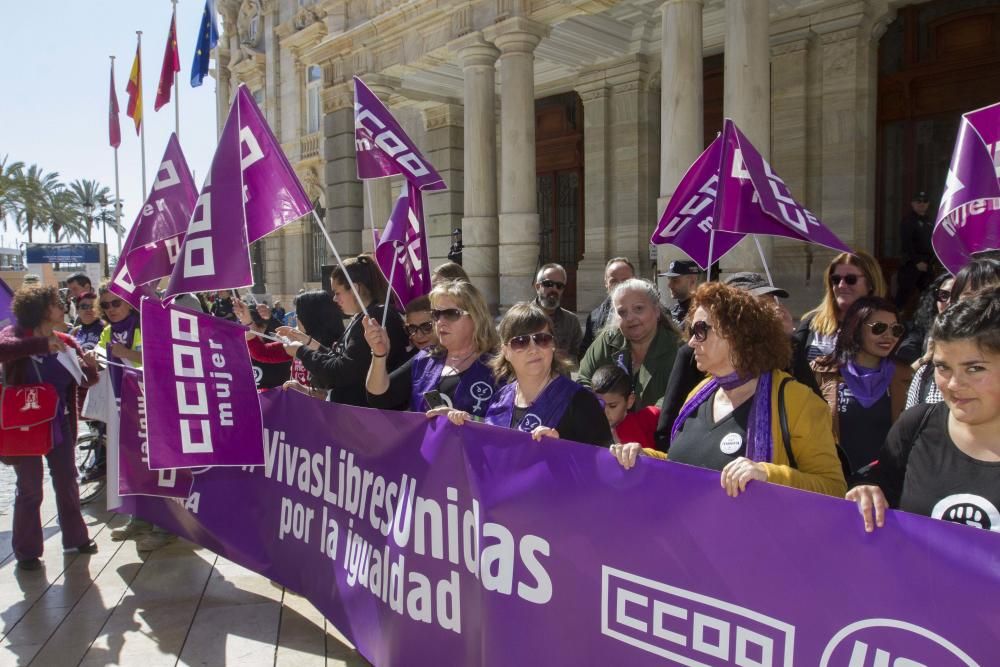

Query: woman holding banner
<box><xmin>440</xmin><ymin>302</ymin><xmax>612</xmax><ymax>446</ymax></box>
<box><xmin>795</xmin><ymin>251</ymin><xmax>888</xmax><ymax>362</ymax></box>
<box><xmin>848</xmin><ymin>288</ymin><xmax>1000</xmax><ymax>532</ymax></box>
<box><xmin>278</xmin><ymin>254</ymin><xmax>408</xmax><ymax>406</ymax></box>
<box><xmin>363</xmin><ymin>280</ymin><xmax>498</xmax><ymax>416</ymax></box>
<box><xmin>0</xmin><ymin>286</ymin><xmax>99</xmax><ymax>570</ymax></box>
<box><xmin>611</xmin><ymin>283</ymin><xmax>846</xmax><ymax>498</ymax></box>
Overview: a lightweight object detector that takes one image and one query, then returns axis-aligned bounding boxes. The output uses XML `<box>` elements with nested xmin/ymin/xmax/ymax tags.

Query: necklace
<box><xmin>517</xmin><ymin>374</ymin><xmax>555</xmax><ymax>407</ymax></box>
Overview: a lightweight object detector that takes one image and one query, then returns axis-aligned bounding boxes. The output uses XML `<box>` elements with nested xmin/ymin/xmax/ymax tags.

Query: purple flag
<box><xmin>163</xmin><ymin>93</ymin><xmax>251</xmax><ymax>298</ymax></box>
<box><xmin>121</xmin><ymin>391</ymin><xmax>999</xmax><ymax>666</ymax></box>
<box><xmin>109</xmin><ymin>223</ymin><xmax>160</xmax><ymax>311</ymax></box>
<box><xmin>652</xmin><ymin>119</ymin><xmax>852</xmax><ymax>268</ymax></box>
<box><xmin>139</xmin><ymin>298</ymin><xmax>263</xmax><ymax>468</ymax></box>
<box><xmin>354</xmin><ymin>77</ymin><xmax>446</xmax><ymax>191</ymax></box>
<box><xmin>0</xmin><ymin>276</ymin><xmax>13</xmax><ymax>329</ymax></box>
<box><xmin>933</xmin><ymin>101</ymin><xmax>1000</xmax><ymax>274</ymax></box>
<box><xmin>237</xmin><ymin>85</ymin><xmax>314</xmax><ymax>243</ymax></box>
<box><xmin>118</xmin><ymin>369</ymin><xmax>194</xmax><ymax>498</ymax></box>
<box><xmin>374</xmin><ymin>182</ymin><xmax>432</xmax><ymax>307</ymax></box>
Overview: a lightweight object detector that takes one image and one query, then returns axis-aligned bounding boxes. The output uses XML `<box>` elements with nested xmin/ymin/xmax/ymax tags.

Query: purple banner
<box><xmin>139</xmin><ymin>299</ymin><xmax>263</xmax><ymax>468</ymax></box>
<box><xmin>0</xmin><ymin>276</ymin><xmax>13</xmax><ymax>329</ymax></box>
<box><xmin>354</xmin><ymin>77</ymin><xmax>446</xmax><ymax>192</ymax></box>
<box><xmin>122</xmin><ymin>390</ymin><xmax>1000</xmax><ymax>666</ymax></box>
<box><xmin>110</xmin><ymin>134</ymin><xmax>198</xmax><ymax>308</ymax></box>
<box><xmin>164</xmin><ymin>92</ymin><xmax>251</xmax><ymax>298</ymax></box>
<box><xmin>236</xmin><ymin>85</ymin><xmax>314</xmax><ymax>243</ymax></box>
<box><xmin>374</xmin><ymin>182</ymin><xmax>432</xmax><ymax>307</ymax></box>
<box><xmin>118</xmin><ymin>369</ymin><xmax>194</xmax><ymax>498</ymax></box>
<box><xmin>933</xmin><ymin>101</ymin><xmax>1000</xmax><ymax>274</ymax></box>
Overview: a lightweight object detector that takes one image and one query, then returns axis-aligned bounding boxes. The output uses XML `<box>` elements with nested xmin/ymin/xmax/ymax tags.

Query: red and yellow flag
<box><xmin>155</xmin><ymin>12</ymin><xmax>180</xmax><ymax>111</ymax></box>
<box><xmin>126</xmin><ymin>43</ymin><xmax>143</xmax><ymax>134</ymax></box>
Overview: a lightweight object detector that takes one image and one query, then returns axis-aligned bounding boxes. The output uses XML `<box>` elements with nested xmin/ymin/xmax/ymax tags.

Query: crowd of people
<box><xmin>2</xmin><ymin>247</ymin><xmax>998</xmax><ymax>570</ymax></box>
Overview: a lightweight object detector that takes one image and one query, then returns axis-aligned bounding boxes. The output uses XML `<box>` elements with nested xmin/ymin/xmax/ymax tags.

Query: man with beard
<box><xmin>533</xmin><ymin>263</ymin><xmax>582</xmax><ymax>364</ymax></box>
<box><xmin>660</xmin><ymin>260</ymin><xmax>701</xmax><ymax>327</ymax></box>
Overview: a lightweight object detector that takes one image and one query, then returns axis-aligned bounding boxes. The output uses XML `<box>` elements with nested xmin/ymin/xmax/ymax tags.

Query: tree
<box><xmin>12</xmin><ymin>164</ymin><xmax>60</xmax><ymax>243</ymax></box>
<box><xmin>47</xmin><ymin>187</ymin><xmax>87</xmax><ymax>243</ymax></box>
<box><xmin>0</xmin><ymin>155</ymin><xmax>24</xmax><ymax>230</ymax></box>
<box><xmin>68</xmin><ymin>179</ymin><xmax>111</xmax><ymax>242</ymax></box>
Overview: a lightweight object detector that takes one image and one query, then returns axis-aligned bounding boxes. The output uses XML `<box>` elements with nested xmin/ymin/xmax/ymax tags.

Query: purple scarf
<box><xmin>841</xmin><ymin>358</ymin><xmax>895</xmax><ymax>408</ymax></box>
<box><xmin>409</xmin><ymin>351</ymin><xmax>497</xmax><ymax>417</ymax></box>
<box><xmin>485</xmin><ymin>374</ymin><xmax>580</xmax><ymax>432</ymax></box>
<box><xmin>670</xmin><ymin>370</ymin><xmax>775</xmax><ymax>463</ymax></box>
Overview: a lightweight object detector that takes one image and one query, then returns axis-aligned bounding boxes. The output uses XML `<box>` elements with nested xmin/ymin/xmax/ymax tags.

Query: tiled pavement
<box><xmin>0</xmin><ymin>462</ymin><xmax>371</xmax><ymax>666</ymax></box>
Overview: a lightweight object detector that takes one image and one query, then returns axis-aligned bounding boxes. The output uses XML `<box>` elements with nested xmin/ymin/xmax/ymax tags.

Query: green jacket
<box><xmin>578</xmin><ymin>324</ymin><xmax>679</xmax><ymax>409</ymax></box>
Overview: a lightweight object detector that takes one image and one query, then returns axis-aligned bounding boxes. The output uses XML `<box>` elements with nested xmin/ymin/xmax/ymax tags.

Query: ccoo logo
<box><xmin>820</xmin><ymin>619</ymin><xmax>979</xmax><ymax>667</ymax></box>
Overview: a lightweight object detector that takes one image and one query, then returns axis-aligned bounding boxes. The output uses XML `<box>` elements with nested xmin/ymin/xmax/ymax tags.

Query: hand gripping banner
<box><xmin>121</xmin><ymin>390</ymin><xmax>999</xmax><ymax>666</ymax></box>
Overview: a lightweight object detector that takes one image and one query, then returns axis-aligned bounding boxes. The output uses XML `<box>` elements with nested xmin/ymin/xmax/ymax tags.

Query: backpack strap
<box><xmin>778</xmin><ymin>376</ymin><xmax>796</xmax><ymax>468</ymax></box>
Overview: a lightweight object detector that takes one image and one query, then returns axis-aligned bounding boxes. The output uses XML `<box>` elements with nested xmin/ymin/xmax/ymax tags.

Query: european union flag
<box><xmin>191</xmin><ymin>0</ymin><xmax>219</xmax><ymax>87</ymax></box>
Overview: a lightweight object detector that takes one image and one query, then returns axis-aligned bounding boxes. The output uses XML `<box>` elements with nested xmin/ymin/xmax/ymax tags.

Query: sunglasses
<box><xmin>830</xmin><ymin>273</ymin><xmax>861</xmax><ymax>287</ymax></box>
<box><xmin>506</xmin><ymin>332</ymin><xmax>555</xmax><ymax>351</ymax></box>
<box><xmin>78</xmin><ymin>303</ymin><xmax>94</xmax><ymax>311</ymax></box>
<box><xmin>935</xmin><ymin>288</ymin><xmax>952</xmax><ymax>303</ymax></box>
<box><xmin>430</xmin><ymin>308</ymin><xmax>469</xmax><ymax>323</ymax></box>
<box><xmin>865</xmin><ymin>321</ymin><xmax>905</xmax><ymax>338</ymax></box>
<box><xmin>539</xmin><ymin>279</ymin><xmax>565</xmax><ymax>290</ymax></box>
<box><xmin>690</xmin><ymin>320</ymin><xmax>713</xmax><ymax>342</ymax></box>
<box><xmin>99</xmin><ymin>299</ymin><xmax>124</xmax><ymax>309</ymax></box>
<box><xmin>405</xmin><ymin>321</ymin><xmax>434</xmax><ymax>337</ymax></box>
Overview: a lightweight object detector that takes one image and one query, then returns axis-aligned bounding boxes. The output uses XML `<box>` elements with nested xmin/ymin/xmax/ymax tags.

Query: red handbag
<box><xmin>0</xmin><ymin>360</ymin><xmax>58</xmax><ymax>457</ymax></box>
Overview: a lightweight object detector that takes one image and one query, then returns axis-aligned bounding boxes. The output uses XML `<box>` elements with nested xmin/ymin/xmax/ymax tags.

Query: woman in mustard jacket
<box><xmin>611</xmin><ymin>283</ymin><xmax>846</xmax><ymax>498</ymax></box>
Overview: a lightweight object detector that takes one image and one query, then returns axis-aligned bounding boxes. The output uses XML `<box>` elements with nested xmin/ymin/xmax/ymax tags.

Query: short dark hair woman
<box><xmin>0</xmin><ymin>286</ymin><xmax>99</xmax><ymax>570</ymax></box>
<box><xmin>612</xmin><ymin>283</ymin><xmax>846</xmax><ymax>498</ymax></box>
<box><xmin>848</xmin><ymin>288</ymin><xmax>1000</xmax><ymax>532</ymax></box>
<box><xmin>440</xmin><ymin>302</ymin><xmax>612</xmax><ymax>446</ymax></box>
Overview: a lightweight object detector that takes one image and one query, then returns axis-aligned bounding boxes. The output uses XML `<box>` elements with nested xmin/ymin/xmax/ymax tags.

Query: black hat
<box><xmin>912</xmin><ymin>191</ymin><xmax>930</xmax><ymax>203</ymax></box>
<box><xmin>658</xmin><ymin>260</ymin><xmax>701</xmax><ymax>277</ymax></box>
<box><xmin>723</xmin><ymin>272</ymin><xmax>790</xmax><ymax>298</ymax></box>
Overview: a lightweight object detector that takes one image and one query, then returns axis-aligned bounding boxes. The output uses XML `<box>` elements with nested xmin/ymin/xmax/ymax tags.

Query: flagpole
<box><xmin>173</xmin><ymin>0</ymin><xmax>180</xmax><ymax>138</ymax></box>
<box><xmin>753</xmin><ymin>235</ymin><xmax>775</xmax><ymax>286</ymax></box>
<box><xmin>707</xmin><ymin>229</ymin><xmax>715</xmax><ymax>283</ymax></box>
<box><xmin>363</xmin><ymin>179</ymin><xmax>377</xmax><ymax>249</ymax></box>
<box><xmin>310</xmin><ymin>210</ymin><xmax>370</xmax><ymax>319</ymax></box>
<box><xmin>111</xmin><ymin>55</ymin><xmax>122</xmax><ymax>279</ymax></box>
<box><xmin>382</xmin><ymin>247</ymin><xmax>399</xmax><ymax>329</ymax></box>
<box><xmin>136</xmin><ymin>30</ymin><xmax>147</xmax><ymax>256</ymax></box>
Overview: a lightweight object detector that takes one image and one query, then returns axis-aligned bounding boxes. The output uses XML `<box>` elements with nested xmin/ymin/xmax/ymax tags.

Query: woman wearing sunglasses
<box><xmin>903</xmin><ymin>274</ymin><xmax>954</xmax><ymax>409</ymax></box>
<box><xmin>402</xmin><ymin>295</ymin><xmax>438</xmax><ymax>353</ymax></box>
<box><xmin>578</xmin><ymin>278</ymin><xmax>680</xmax><ymax>410</ymax></box>
<box><xmin>847</xmin><ymin>288</ymin><xmax>1000</xmax><ymax>533</ymax></box>
<box><xmin>70</xmin><ymin>291</ymin><xmax>104</xmax><ymax>352</ymax></box>
<box><xmin>611</xmin><ymin>283</ymin><xmax>845</xmax><ymax>497</ymax></box>
<box><xmin>794</xmin><ymin>251</ymin><xmax>887</xmax><ymax>362</ymax></box>
<box><xmin>811</xmin><ymin>296</ymin><xmax>912</xmax><ymax>478</ymax></box>
<box><xmin>96</xmin><ymin>286</ymin><xmax>142</xmax><ymax>393</ymax></box>
<box><xmin>278</xmin><ymin>254</ymin><xmax>408</xmax><ymax>406</ymax></box>
<box><xmin>365</xmin><ymin>280</ymin><xmax>499</xmax><ymax>416</ymax></box>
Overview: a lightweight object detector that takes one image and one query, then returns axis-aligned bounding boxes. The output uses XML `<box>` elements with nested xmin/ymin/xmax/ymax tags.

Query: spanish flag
<box><xmin>126</xmin><ymin>43</ymin><xmax>143</xmax><ymax>134</ymax></box>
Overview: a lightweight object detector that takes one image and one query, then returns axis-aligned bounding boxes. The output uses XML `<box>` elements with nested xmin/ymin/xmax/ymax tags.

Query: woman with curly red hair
<box><xmin>611</xmin><ymin>283</ymin><xmax>845</xmax><ymax>498</ymax></box>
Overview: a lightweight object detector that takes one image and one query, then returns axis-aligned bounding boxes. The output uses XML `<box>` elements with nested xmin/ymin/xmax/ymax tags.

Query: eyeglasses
<box><xmin>405</xmin><ymin>321</ymin><xmax>434</xmax><ymax>337</ymax></box>
<box><xmin>690</xmin><ymin>320</ymin><xmax>713</xmax><ymax>342</ymax></box>
<box><xmin>865</xmin><ymin>321</ymin><xmax>905</xmax><ymax>338</ymax></box>
<box><xmin>78</xmin><ymin>303</ymin><xmax>94</xmax><ymax>311</ymax></box>
<box><xmin>935</xmin><ymin>288</ymin><xmax>952</xmax><ymax>303</ymax></box>
<box><xmin>430</xmin><ymin>308</ymin><xmax>469</xmax><ymax>323</ymax></box>
<box><xmin>830</xmin><ymin>273</ymin><xmax>861</xmax><ymax>287</ymax></box>
<box><xmin>506</xmin><ymin>332</ymin><xmax>555</xmax><ymax>351</ymax></box>
<box><xmin>99</xmin><ymin>299</ymin><xmax>124</xmax><ymax>309</ymax></box>
<box><xmin>539</xmin><ymin>279</ymin><xmax>566</xmax><ymax>290</ymax></box>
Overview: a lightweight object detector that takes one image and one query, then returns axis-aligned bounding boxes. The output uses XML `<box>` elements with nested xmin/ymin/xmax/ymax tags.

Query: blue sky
<box><xmin>0</xmin><ymin>1</ymin><xmax>222</xmax><ymax>250</ymax></box>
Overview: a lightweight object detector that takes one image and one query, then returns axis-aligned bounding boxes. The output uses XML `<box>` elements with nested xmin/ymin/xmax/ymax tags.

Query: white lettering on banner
<box><xmin>404</xmin><ymin>205</ymin><xmax>424</xmax><ymax>272</ymax></box>
<box><xmin>354</xmin><ymin>103</ymin><xmax>431</xmax><ymax>180</ymax></box>
<box><xmin>111</xmin><ymin>264</ymin><xmax>137</xmax><ymax>295</ymax></box>
<box><xmin>239</xmin><ymin>126</ymin><xmax>265</xmax><ymax>171</ymax></box>
<box><xmin>988</xmin><ymin>142</ymin><xmax>1000</xmax><ymax>179</ymax></box>
<box><xmin>164</xmin><ymin>236</ymin><xmax>181</xmax><ymax>265</ymax></box>
<box><xmin>182</xmin><ymin>172</ymin><xmax>216</xmax><ymax>279</ymax></box>
<box><xmin>761</xmin><ymin>159</ymin><xmax>819</xmax><ymax>235</ymax></box>
<box><xmin>941</xmin><ymin>169</ymin><xmax>965</xmax><ymax>212</ymax></box>
<box><xmin>168</xmin><ymin>310</ymin><xmax>236</xmax><ymax>455</ymax></box>
<box><xmin>656</xmin><ymin>175</ymin><xmax>718</xmax><ymax>240</ymax></box>
<box><xmin>820</xmin><ymin>619</ymin><xmax>979</xmax><ymax>667</ymax></box>
<box><xmin>136</xmin><ymin>389</ymin><xmax>179</xmax><ymax>488</ymax></box>
<box><xmin>601</xmin><ymin>566</ymin><xmax>795</xmax><ymax>666</ymax></box>
<box><xmin>941</xmin><ymin>197</ymin><xmax>1000</xmax><ymax>237</ymax></box>
<box><xmin>153</xmin><ymin>159</ymin><xmax>181</xmax><ymax>191</ymax></box>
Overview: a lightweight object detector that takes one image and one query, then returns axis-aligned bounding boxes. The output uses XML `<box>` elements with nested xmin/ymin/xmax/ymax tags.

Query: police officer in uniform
<box><xmin>660</xmin><ymin>260</ymin><xmax>701</xmax><ymax>328</ymax></box>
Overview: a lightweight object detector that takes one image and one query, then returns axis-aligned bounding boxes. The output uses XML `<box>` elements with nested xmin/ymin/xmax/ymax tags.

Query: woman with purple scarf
<box><xmin>811</xmin><ymin>296</ymin><xmax>912</xmax><ymax>477</ymax></box>
<box><xmin>441</xmin><ymin>303</ymin><xmax>612</xmax><ymax>446</ymax></box>
<box><xmin>611</xmin><ymin>283</ymin><xmax>845</xmax><ymax>497</ymax></box>
<box><xmin>364</xmin><ymin>280</ymin><xmax>500</xmax><ymax>416</ymax></box>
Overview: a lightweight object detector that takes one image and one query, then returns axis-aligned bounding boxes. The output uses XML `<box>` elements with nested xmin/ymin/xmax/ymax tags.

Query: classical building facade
<box><xmin>215</xmin><ymin>0</ymin><xmax>1000</xmax><ymax>315</ymax></box>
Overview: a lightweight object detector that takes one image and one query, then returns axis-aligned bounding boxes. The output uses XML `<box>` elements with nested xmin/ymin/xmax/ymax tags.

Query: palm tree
<box><xmin>12</xmin><ymin>164</ymin><xmax>60</xmax><ymax>243</ymax></box>
<box><xmin>0</xmin><ymin>155</ymin><xmax>24</xmax><ymax>230</ymax></box>
<box><xmin>68</xmin><ymin>179</ymin><xmax>111</xmax><ymax>242</ymax></box>
<box><xmin>47</xmin><ymin>187</ymin><xmax>88</xmax><ymax>243</ymax></box>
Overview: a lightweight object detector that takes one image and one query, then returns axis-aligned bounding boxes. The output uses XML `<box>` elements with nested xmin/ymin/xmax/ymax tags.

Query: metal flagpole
<box><xmin>363</xmin><ymin>179</ymin><xmax>377</xmax><ymax>251</ymax></box>
<box><xmin>173</xmin><ymin>0</ymin><xmax>180</xmax><ymax>138</ymax></box>
<box><xmin>753</xmin><ymin>235</ymin><xmax>775</xmax><ymax>286</ymax></box>
<box><xmin>382</xmin><ymin>246</ymin><xmax>399</xmax><ymax>329</ymax></box>
<box><xmin>310</xmin><ymin>210</ymin><xmax>371</xmax><ymax>319</ymax></box>
<box><xmin>706</xmin><ymin>229</ymin><xmax>716</xmax><ymax>283</ymax></box>
<box><xmin>136</xmin><ymin>30</ymin><xmax>146</xmax><ymax>256</ymax></box>
<box><xmin>111</xmin><ymin>56</ymin><xmax>122</xmax><ymax>278</ymax></box>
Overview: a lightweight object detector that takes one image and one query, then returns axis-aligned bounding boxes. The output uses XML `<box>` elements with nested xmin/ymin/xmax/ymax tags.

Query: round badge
<box><xmin>720</xmin><ymin>432</ymin><xmax>743</xmax><ymax>455</ymax></box>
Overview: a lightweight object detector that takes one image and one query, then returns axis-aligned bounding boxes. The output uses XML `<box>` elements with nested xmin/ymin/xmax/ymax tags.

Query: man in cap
<box><xmin>659</xmin><ymin>260</ymin><xmax>701</xmax><ymax>327</ymax></box>
<box><xmin>533</xmin><ymin>263</ymin><xmax>582</xmax><ymax>364</ymax></box>
<box><xmin>896</xmin><ymin>191</ymin><xmax>935</xmax><ymax>310</ymax></box>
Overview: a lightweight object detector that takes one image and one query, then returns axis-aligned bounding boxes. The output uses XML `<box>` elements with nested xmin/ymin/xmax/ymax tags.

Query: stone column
<box><xmin>323</xmin><ymin>83</ymin><xmax>364</xmax><ymax>258</ymax></box>
<box><xmin>657</xmin><ymin>0</ymin><xmax>704</xmax><ymax>286</ymax></box>
<box><xmin>363</xmin><ymin>79</ymin><xmax>396</xmax><ymax>254</ymax></box>
<box><xmin>723</xmin><ymin>0</ymin><xmax>771</xmax><ymax>273</ymax></box>
<box><xmin>574</xmin><ymin>74</ymin><xmax>611</xmax><ymax>313</ymax></box>
<box><xmin>421</xmin><ymin>104</ymin><xmax>465</xmax><ymax>270</ymax></box>
<box><xmin>485</xmin><ymin>17</ymin><xmax>549</xmax><ymax>309</ymax></box>
<box><xmin>453</xmin><ymin>32</ymin><xmax>500</xmax><ymax>312</ymax></box>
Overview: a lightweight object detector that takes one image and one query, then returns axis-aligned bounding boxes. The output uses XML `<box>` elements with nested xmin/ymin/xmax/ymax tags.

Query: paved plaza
<box><xmin>0</xmin><ymin>464</ymin><xmax>371</xmax><ymax>667</ymax></box>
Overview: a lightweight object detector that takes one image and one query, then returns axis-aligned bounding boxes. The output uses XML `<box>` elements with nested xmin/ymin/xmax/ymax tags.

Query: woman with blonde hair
<box><xmin>794</xmin><ymin>251</ymin><xmax>887</xmax><ymax>362</ymax></box>
<box><xmin>365</xmin><ymin>280</ymin><xmax>499</xmax><ymax>416</ymax></box>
